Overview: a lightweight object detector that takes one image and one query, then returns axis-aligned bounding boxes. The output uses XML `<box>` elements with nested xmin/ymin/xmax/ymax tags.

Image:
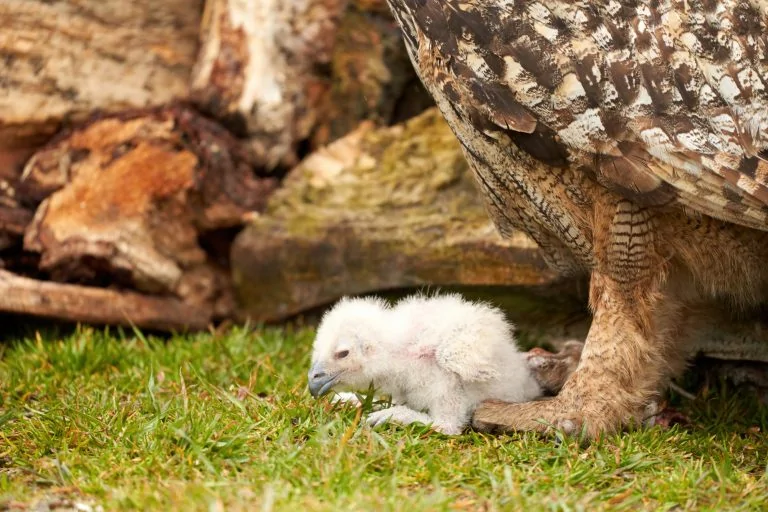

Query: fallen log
<box><xmin>0</xmin><ymin>269</ymin><xmax>210</xmax><ymax>331</ymax></box>
<box><xmin>0</xmin><ymin>0</ymin><xmax>201</xmax><ymax>164</ymax></box>
<box><xmin>231</xmin><ymin>109</ymin><xmax>564</xmax><ymax>322</ymax></box>
<box><xmin>191</xmin><ymin>0</ymin><xmax>431</xmax><ymax>168</ymax></box>
<box><xmin>22</xmin><ymin>107</ymin><xmax>276</xmax><ymax>316</ymax></box>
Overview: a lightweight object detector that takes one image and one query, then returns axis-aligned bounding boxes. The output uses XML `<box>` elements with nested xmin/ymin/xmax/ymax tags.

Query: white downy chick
<box><xmin>308</xmin><ymin>293</ymin><xmax>542</xmax><ymax>435</ymax></box>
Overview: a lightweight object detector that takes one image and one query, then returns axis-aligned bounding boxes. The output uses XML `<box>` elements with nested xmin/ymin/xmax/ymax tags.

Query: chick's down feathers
<box><xmin>308</xmin><ymin>293</ymin><xmax>542</xmax><ymax>434</ymax></box>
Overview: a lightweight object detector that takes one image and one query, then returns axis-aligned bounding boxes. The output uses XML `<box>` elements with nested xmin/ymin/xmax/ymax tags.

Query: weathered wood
<box><xmin>309</xmin><ymin>0</ymin><xmax>433</xmax><ymax>148</ymax></box>
<box><xmin>192</xmin><ymin>0</ymin><xmax>346</xmax><ymax>168</ymax></box>
<box><xmin>22</xmin><ymin>107</ymin><xmax>276</xmax><ymax>315</ymax></box>
<box><xmin>0</xmin><ymin>0</ymin><xmax>201</xmax><ymax>158</ymax></box>
<box><xmin>231</xmin><ymin>109</ymin><xmax>562</xmax><ymax>322</ymax></box>
<box><xmin>191</xmin><ymin>0</ymin><xmax>431</xmax><ymax>168</ymax></box>
<box><xmin>0</xmin><ymin>269</ymin><xmax>210</xmax><ymax>331</ymax></box>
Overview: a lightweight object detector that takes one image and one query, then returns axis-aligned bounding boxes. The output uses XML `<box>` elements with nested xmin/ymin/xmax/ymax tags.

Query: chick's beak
<box><xmin>308</xmin><ymin>362</ymin><xmax>339</xmax><ymax>398</ymax></box>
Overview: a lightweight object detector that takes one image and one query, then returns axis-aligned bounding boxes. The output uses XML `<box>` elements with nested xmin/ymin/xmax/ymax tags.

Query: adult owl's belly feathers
<box><xmin>387</xmin><ymin>0</ymin><xmax>768</xmax><ymax>232</ymax></box>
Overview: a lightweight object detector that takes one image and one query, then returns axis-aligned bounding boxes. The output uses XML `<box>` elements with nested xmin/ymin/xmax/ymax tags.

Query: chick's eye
<box><xmin>335</xmin><ymin>350</ymin><xmax>349</xmax><ymax>360</ymax></box>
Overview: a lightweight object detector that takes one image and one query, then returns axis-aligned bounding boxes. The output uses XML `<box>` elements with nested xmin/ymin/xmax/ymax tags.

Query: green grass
<box><xmin>0</xmin><ymin>326</ymin><xmax>766</xmax><ymax>511</ymax></box>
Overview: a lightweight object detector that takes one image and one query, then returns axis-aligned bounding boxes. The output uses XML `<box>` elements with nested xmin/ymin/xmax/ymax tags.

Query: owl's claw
<box><xmin>472</xmin><ymin>398</ymin><xmax>586</xmax><ymax>436</ymax></box>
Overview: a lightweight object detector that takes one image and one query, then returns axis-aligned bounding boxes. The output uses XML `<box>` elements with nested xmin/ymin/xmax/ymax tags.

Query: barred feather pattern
<box><xmin>386</xmin><ymin>0</ymin><xmax>768</xmax><ymax>252</ymax></box>
<box><xmin>385</xmin><ymin>0</ymin><xmax>768</xmax><ymax>437</ymax></box>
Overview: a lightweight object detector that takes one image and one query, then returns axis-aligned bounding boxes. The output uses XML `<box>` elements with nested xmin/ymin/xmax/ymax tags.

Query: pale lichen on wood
<box><xmin>191</xmin><ymin>0</ymin><xmax>346</xmax><ymax>168</ymax></box>
<box><xmin>191</xmin><ymin>0</ymin><xmax>431</xmax><ymax>169</ymax></box>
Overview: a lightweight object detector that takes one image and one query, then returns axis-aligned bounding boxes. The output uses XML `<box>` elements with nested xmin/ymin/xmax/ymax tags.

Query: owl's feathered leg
<box><xmin>473</xmin><ymin>198</ymin><xmax>688</xmax><ymax>438</ymax></box>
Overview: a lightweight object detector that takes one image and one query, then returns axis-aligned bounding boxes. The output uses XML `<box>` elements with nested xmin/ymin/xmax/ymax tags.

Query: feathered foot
<box><xmin>473</xmin><ymin>397</ymin><xmax>590</xmax><ymax>436</ymax></box>
<box><xmin>474</xmin><ymin>198</ymin><xmax>694</xmax><ymax>439</ymax></box>
<box><xmin>472</xmin><ymin>388</ymin><xmax>654</xmax><ymax>438</ymax></box>
<box><xmin>474</xmin><ymin>269</ymin><xmax>687</xmax><ymax>438</ymax></box>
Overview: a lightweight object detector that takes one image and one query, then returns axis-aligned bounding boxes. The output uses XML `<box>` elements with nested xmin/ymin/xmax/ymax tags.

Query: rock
<box><xmin>232</xmin><ymin>109</ymin><xmax>562</xmax><ymax>322</ymax></box>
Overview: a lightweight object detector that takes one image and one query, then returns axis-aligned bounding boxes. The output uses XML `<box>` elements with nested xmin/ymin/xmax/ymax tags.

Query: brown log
<box><xmin>231</xmin><ymin>109</ymin><xmax>564</xmax><ymax>322</ymax></box>
<box><xmin>309</xmin><ymin>0</ymin><xmax>434</xmax><ymax>148</ymax></box>
<box><xmin>0</xmin><ymin>269</ymin><xmax>210</xmax><ymax>331</ymax></box>
<box><xmin>22</xmin><ymin>107</ymin><xmax>276</xmax><ymax>315</ymax></box>
<box><xmin>191</xmin><ymin>0</ymin><xmax>346</xmax><ymax>168</ymax></box>
<box><xmin>191</xmin><ymin>0</ymin><xmax>431</xmax><ymax>168</ymax></box>
<box><xmin>0</xmin><ymin>0</ymin><xmax>201</xmax><ymax>160</ymax></box>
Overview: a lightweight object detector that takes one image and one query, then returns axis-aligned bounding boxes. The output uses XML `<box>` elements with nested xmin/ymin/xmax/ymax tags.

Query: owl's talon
<box><xmin>471</xmin><ymin>392</ymin><xmax>633</xmax><ymax>439</ymax></box>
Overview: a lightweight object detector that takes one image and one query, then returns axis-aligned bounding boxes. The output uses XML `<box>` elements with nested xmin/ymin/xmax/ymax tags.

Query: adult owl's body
<box><xmin>384</xmin><ymin>0</ymin><xmax>768</xmax><ymax>436</ymax></box>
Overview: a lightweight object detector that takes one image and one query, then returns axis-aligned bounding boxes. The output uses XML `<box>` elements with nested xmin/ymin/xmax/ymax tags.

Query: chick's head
<box><xmin>307</xmin><ymin>297</ymin><xmax>391</xmax><ymax>398</ymax></box>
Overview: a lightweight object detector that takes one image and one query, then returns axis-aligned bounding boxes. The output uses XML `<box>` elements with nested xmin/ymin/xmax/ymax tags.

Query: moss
<box><xmin>263</xmin><ymin>109</ymin><xmax>490</xmax><ymax>241</ymax></box>
<box><xmin>233</xmin><ymin>109</ymin><xmax>560</xmax><ymax>322</ymax></box>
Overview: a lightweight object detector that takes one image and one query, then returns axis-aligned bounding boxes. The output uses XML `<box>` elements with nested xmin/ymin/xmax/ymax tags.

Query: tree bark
<box><xmin>191</xmin><ymin>0</ymin><xmax>347</xmax><ymax>168</ymax></box>
<box><xmin>22</xmin><ymin>107</ymin><xmax>276</xmax><ymax>317</ymax></box>
<box><xmin>191</xmin><ymin>0</ymin><xmax>432</xmax><ymax>169</ymax></box>
<box><xmin>309</xmin><ymin>0</ymin><xmax>433</xmax><ymax>148</ymax></box>
<box><xmin>0</xmin><ymin>269</ymin><xmax>210</xmax><ymax>331</ymax></box>
<box><xmin>0</xmin><ymin>0</ymin><xmax>201</xmax><ymax>165</ymax></box>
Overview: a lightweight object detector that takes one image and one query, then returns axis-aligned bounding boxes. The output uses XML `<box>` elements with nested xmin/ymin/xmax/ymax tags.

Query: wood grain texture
<box><xmin>22</xmin><ymin>107</ymin><xmax>276</xmax><ymax>316</ymax></box>
<box><xmin>0</xmin><ymin>0</ymin><xmax>201</xmax><ymax>151</ymax></box>
<box><xmin>0</xmin><ymin>269</ymin><xmax>210</xmax><ymax>331</ymax></box>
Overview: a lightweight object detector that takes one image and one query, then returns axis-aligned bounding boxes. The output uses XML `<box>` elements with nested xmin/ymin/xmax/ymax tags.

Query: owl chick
<box><xmin>307</xmin><ymin>293</ymin><xmax>542</xmax><ymax>435</ymax></box>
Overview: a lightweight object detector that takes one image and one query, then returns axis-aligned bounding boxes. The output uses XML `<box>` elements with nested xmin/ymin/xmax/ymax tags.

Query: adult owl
<box><xmin>384</xmin><ymin>0</ymin><xmax>768</xmax><ymax>437</ymax></box>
